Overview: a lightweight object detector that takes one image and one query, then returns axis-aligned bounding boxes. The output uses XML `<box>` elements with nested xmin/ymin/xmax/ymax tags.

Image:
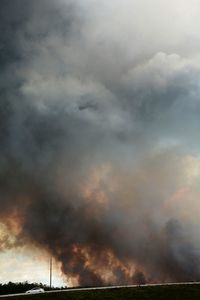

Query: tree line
<box><xmin>0</xmin><ymin>281</ymin><xmax>67</xmax><ymax>295</ymax></box>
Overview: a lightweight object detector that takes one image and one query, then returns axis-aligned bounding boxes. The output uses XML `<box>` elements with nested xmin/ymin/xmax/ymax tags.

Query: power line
<box><xmin>50</xmin><ymin>256</ymin><xmax>52</xmax><ymax>288</ymax></box>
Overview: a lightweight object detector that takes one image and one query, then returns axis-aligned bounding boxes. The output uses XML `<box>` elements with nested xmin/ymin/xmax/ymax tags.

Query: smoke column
<box><xmin>1</xmin><ymin>0</ymin><xmax>200</xmax><ymax>286</ymax></box>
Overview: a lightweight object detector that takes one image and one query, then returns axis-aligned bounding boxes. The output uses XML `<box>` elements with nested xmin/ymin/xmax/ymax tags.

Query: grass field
<box><xmin>2</xmin><ymin>284</ymin><xmax>200</xmax><ymax>300</ymax></box>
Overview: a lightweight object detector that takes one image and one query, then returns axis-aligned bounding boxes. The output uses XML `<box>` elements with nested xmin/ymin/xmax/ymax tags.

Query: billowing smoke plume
<box><xmin>1</xmin><ymin>0</ymin><xmax>200</xmax><ymax>286</ymax></box>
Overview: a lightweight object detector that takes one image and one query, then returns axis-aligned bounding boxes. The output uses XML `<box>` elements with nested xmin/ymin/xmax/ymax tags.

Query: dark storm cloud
<box><xmin>0</xmin><ymin>0</ymin><xmax>200</xmax><ymax>286</ymax></box>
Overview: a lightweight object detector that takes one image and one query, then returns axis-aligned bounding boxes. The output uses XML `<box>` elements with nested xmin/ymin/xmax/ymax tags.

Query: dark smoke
<box><xmin>1</xmin><ymin>0</ymin><xmax>200</xmax><ymax>286</ymax></box>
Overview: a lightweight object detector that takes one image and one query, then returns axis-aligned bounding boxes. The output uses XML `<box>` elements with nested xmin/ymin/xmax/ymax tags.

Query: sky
<box><xmin>0</xmin><ymin>229</ymin><xmax>66</xmax><ymax>287</ymax></box>
<box><xmin>0</xmin><ymin>0</ymin><xmax>200</xmax><ymax>286</ymax></box>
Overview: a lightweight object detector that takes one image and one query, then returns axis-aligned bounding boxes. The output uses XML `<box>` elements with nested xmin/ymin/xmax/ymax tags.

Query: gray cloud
<box><xmin>0</xmin><ymin>0</ymin><xmax>200</xmax><ymax>286</ymax></box>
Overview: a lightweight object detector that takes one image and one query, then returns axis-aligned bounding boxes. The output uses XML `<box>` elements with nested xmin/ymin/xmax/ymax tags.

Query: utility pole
<box><xmin>50</xmin><ymin>256</ymin><xmax>52</xmax><ymax>289</ymax></box>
